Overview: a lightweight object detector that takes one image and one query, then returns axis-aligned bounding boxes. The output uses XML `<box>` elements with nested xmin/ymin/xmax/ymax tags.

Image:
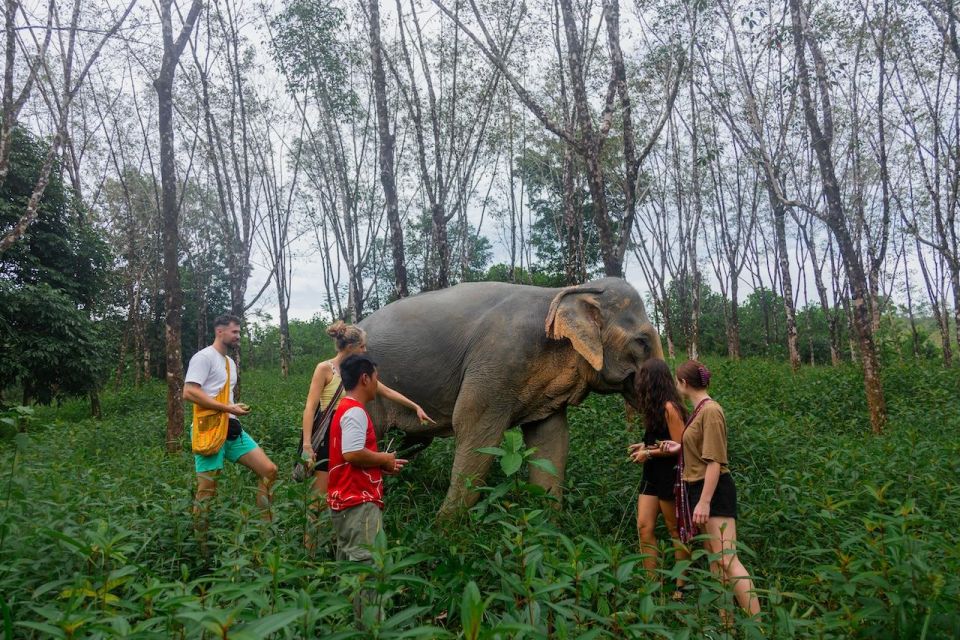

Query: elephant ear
<box><xmin>545</xmin><ymin>286</ymin><xmax>605</xmax><ymax>371</ymax></box>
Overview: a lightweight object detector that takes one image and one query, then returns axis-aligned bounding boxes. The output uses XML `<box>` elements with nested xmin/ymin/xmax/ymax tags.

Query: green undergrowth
<box><xmin>1</xmin><ymin>358</ymin><xmax>958</xmax><ymax>638</ymax></box>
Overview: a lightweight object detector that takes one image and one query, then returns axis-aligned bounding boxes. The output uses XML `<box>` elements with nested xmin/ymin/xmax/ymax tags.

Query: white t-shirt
<box><xmin>184</xmin><ymin>346</ymin><xmax>237</xmax><ymax>409</ymax></box>
<box><xmin>340</xmin><ymin>407</ymin><xmax>369</xmax><ymax>454</ymax></box>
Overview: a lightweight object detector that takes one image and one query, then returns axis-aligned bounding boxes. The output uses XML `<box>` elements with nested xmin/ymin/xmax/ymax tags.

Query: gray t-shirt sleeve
<box><xmin>184</xmin><ymin>350</ymin><xmax>210</xmax><ymax>387</ymax></box>
<box><xmin>340</xmin><ymin>407</ymin><xmax>369</xmax><ymax>454</ymax></box>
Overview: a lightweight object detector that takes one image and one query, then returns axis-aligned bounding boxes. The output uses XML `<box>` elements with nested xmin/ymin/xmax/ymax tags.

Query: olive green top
<box><xmin>682</xmin><ymin>401</ymin><xmax>730</xmax><ymax>482</ymax></box>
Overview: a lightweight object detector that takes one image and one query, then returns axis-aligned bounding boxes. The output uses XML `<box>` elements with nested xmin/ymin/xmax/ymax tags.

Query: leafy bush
<box><xmin>1</xmin><ymin>358</ymin><xmax>958</xmax><ymax>637</ymax></box>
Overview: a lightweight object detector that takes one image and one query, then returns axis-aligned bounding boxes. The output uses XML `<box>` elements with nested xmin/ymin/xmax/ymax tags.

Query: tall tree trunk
<box><xmin>727</xmin><ymin>275</ymin><xmax>741</xmax><ymax>359</ymax></box>
<box><xmin>768</xmin><ymin>186</ymin><xmax>801</xmax><ymax>370</ymax></box>
<box><xmin>368</xmin><ymin>0</ymin><xmax>407</xmax><ymax>298</ymax></box>
<box><xmin>561</xmin><ymin>145</ymin><xmax>581</xmax><ymax>284</ymax></box>
<box><xmin>939</xmin><ymin>299</ymin><xmax>954</xmax><ymax>366</ymax></box>
<box><xmin>156</xmin><ymin>0</ymin><xmax>203</xmax><ymax>452</ymax></box>
<box><xmin>89</xmin><ymin>389</ymin><xmax>102</xmax><ymax>419</ymax></box>
<box><xmin>278</xmin><ymin>289</ymin><xmax>290</xmax><ymax>378</ymax></box>
<box><xmin>158</xmin><ymin>74</ymin><xmax>185</xmax><ymax>452</ymax></box>
<box><xmin>804</xmin><ymin>221</ymin><xmax>841</xmax><ymax>364</ymax></box>
<box><xmin>557</xmin><ymin>0</ymin><xmax>619</xmax><ymax>277</ymax></box>
<box><xmin>432</xmin><ymin>204</ymin><xmax>451</xmax><ymax>289</ymax></box>
<box><xmin>687</xmin><ymin>79</ymin><xmax>702</xmax><ymax>360</ymax></box>
<box><xmin>951</xmin><ymin>264</ymin><xmax>960</xmax><ymax>364</ymax></box>
<box><xmin>904</xmin><ymin>240</ymin><xmax>921</xmax><ymax>359</ymax></box>
<box><xmin>790</xmin><ymin>0</ymin><xmax>885</xmax><ymax>432</ymax></box>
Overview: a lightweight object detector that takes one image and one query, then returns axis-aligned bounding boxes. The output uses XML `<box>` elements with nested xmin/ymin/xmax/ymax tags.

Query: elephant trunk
<box><xmin>623</xmin><ymin>323</ymin><xmax>665</xmax><ymax>411</ymax></box>
<box><xmin>649</xmin><ymin>325</ymin><xmax>665</xmax><ymax>361</ymax></box>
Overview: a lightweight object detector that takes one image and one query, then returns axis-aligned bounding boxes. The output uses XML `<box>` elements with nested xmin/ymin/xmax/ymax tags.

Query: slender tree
<box><xmin>156</xmin><ymin>0</ymin><xmax>203</xmax><ymax>452</ymax></box>
<box><xmin>789</xmin><ymin>0</ymin><xmax>887</xmax><ymax>433</ymax></box>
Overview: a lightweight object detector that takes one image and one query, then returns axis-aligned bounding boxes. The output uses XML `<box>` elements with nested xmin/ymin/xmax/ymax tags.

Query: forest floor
<box><xmin>1</xmin><ymin>358</ymin><xmax>958</xmax><ymax>638</ymax></box>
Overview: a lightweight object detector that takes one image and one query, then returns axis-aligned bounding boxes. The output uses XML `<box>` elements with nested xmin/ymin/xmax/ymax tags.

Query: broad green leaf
<box><xmin>231</xmin><ymin>610</ymin><xmax>304</xmax><ymax>639</ymax></box>
<box><xmin>500</xmin><ymin>452</ymin><xmax>523</xmax><ymax>476</ymax></box>
<box><xmin>529</xmin><ymin>458</ymin><xmax>558</xmax><ymax>476</ymax></box>
<box><xmin>461</xmin><ymin>581</ymin><xmax>483</xmax><ymax>640</ymax></box>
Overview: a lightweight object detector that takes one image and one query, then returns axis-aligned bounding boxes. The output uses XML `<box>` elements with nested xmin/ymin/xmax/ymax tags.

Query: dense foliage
<box><xmin>2</xmin><ymin>358</ymin><xmax>957</xmax><ymax>638</ymax></box>
<box><xmin>0</xmin><ymin>129</ymin><xmax>111</xmax><ymax>405</ymax></box>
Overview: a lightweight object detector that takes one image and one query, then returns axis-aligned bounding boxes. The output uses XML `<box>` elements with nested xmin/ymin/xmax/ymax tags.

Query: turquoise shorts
<box><xmin>194</xmin><ymin>430</ymin><xmax>260</xmax><ymax>473</ymax></box>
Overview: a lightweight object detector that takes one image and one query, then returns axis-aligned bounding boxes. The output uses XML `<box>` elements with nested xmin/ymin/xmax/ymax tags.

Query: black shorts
<box><xmin>685</xmin><ymin>473</ymin><xmax>738</xmax><ymax>519</ymax></box>
<box><xmin>640</xmin><ymin>458</ymin><xmax>677</xmax><ymax>501</ymax></box>
<box><xmin>312</xmin><ymin>427</ymin><xmax>331</xmax><ymax>473</ymax></box>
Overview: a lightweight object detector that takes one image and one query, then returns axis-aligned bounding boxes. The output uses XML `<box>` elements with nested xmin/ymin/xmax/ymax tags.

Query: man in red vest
<box><xmin>327</xmin><ymin>354</ymin><xmax>407</xmax><ymax>567</ymax></box>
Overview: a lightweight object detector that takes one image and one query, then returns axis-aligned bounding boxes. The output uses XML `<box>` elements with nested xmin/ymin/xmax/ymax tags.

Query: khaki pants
<box><xmin>330</xmin><ymin>502</ymin><xmax>384</xmax><ymax>625</ymax></box>
<box><xmin>330</xmin><ymin>502</ymin><xmax>383</xmax><ymax>562</ymax></box>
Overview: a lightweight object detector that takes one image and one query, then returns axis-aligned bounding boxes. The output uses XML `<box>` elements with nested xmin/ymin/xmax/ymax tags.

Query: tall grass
<box><xmin>1</xmin><ymin>359</ymin><xmax>958</xmax><ymax>638</ymax></box>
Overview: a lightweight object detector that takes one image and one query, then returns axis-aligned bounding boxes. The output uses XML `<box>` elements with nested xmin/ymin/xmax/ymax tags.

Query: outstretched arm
<box><xmin>377</xmin><ymin>382</ymin><xmax>435</xmax><ymax>423</ymax></box>
<box><xmin>343</xmin><ymin>448</ymin><xmax>406</xmax><ymax>473</ymax></box>
<box><xmin>650</xmin><ymin>403</ymin><xmax>685</xmax><ymax>458</ymax></box>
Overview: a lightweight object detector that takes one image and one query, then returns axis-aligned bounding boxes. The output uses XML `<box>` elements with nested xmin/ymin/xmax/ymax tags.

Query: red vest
<box><xmin>327</xmin><ymin>396</ymin><xmax>383</xmax><ymax>511</ymax></box>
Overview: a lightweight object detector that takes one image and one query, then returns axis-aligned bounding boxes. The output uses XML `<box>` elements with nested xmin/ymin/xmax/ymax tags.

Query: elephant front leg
<box><xmin>440</xmin><ymin>406</ymin><xmax>511</xmax><ymax>520</ymax></box>
<box><xmin>521</xmin><ymin>412</ymin><xmax>569</xmax><ymax>501</ymax></box>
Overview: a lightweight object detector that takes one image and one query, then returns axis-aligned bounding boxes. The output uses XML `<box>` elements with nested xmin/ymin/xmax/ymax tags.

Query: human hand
<box><xmin>416</xmin><ymin>406</ymin><xmax>435</xmax><ymax>425</ymax></box>
<box><xmin>629</xmin><ymin>447</ymin><xmax>650</xmax><ymax>464</ymax></box>
<box><xmin>382</xmin><ymin>453</ymin><xmax>408</xmax><ymax>475</ymax></box>
<box><xmin>693</xmin><ymin>500</ymin><xmax>710</xmax><ymax>525</ymax></box>
<box><xmin>228</xmin><ymin>403</ymin><xmax>250</xmax><ymax>416</ymax></box>
<box><xmin>658</xmin><ymin>440</ymin><xmax>681</xmax><ymax>456</ymax></box>
<box><xmin>301</xmin><ymin>443</ymin><xmax>314</xmax><ymax>464</ymax></box>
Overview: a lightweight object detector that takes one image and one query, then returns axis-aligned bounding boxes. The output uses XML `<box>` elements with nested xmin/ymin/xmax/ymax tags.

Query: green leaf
<box><xmin>0</xmin><ymin>596</ymin><xmax>12</xmax><ymax>640</ymax></box>
<box><xmin>475</xmin><ymin>447</ymin><xmax>505</xmax><ymax>457</ymax></box>
<box><xmin>13</xmin><ymin>433</ymin><xmax>31</xmax><ymax>451</ymax></box>
<box><xmin>461</xmin><ymin>581</ymin><xmax>483</xmax><ymax>640</ymax></box>
<box><xmin>15</xmin><ymin>622</ymin><xmax>65</xmax><ymax>638</ymax></box>
<box><xmin>529</xmin><ymin>458</ymin><xmax>558</xmax><ymax>476</ymax></box>
<box><xmin>39</xmin><ymin>529</ymin><xmax>91</xmax><ymax>554</ymax></box>
<box><xmin>500</xmin><ymin>452</ymin><xmax>523</xmax><ymax>476</ymax></box>
<box><xmin>231</xmin><ymin>610</ymin><xmax>304</xmax><ymax>639</ymax></box>
<box><xmin>503</xmin><ymin>430</ymin><xmax>524</xmax><ymax>453</ymax></box>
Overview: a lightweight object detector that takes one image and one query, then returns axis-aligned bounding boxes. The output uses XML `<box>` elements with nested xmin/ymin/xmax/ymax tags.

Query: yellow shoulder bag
<box><xmin>191</xmin><ymin>357</ymin><xmax>231</xmax><ymax>455</ymax></box>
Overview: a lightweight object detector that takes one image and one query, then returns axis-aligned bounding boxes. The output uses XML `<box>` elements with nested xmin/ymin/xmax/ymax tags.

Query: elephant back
<box><xmin>358</xmin><ymin>282</ymin><xmax>558</xmax><ymax>407</ymax></box>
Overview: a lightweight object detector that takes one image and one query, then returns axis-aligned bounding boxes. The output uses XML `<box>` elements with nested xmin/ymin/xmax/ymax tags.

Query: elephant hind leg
<box><xmin>521</xmin><ymin>412</ymin><xmax>569</xmax><ymax>502</ymax></box>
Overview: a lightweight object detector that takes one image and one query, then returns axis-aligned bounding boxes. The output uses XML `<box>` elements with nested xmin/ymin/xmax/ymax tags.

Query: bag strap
<box><xmin>300</xmin><ymin>381</ymin><xmax>344</xmax><ymax>454</ymax></box>
<box><xmin>675</xmin><ymin>397</ymin><xmax>713</xmax><ymax>543</ymax></box>
<box><xmin>684</xmin><ymin>397</ymin><xmax>712</xmax><ymax>429</ymax></box>
<box><xmin>214</xmin><ymin>355</ymin><xmax>230</xmax><ymax>404</ymax></box>
<box><xmin>312</xmin><ymin>381</ymin><xmax>344</xmax><ymax>431</ymax></box>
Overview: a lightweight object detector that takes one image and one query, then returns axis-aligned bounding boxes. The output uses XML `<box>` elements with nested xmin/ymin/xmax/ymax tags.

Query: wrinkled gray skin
<box><xmin>359</xmin><ymin>277</ymin><xmax>664</xmax><ymax>518</ymax></box>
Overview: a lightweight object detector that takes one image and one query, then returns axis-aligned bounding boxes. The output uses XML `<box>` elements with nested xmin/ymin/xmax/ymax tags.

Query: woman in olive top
<box><xmin>674</xmin><ymin>360</ymin><xmax>760</xmax><ymax>616</ymax></box>
<box><xmin>301</xmin><ymin>322</ymin><xmax>433</xmax><ymax>547</ymax></box>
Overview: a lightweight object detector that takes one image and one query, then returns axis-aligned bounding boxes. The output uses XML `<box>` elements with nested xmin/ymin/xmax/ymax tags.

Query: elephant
<box><xmin>358</xmin><ymin>277</ymin><xmax>664</xmax><ymax>517</ymax></box>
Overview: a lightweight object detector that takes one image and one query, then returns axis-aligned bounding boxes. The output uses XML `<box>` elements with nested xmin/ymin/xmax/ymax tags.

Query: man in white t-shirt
<box><xmin>183</xmin><ymin>314</ymin><xmax>278</xmax><ymax>521</ymax></box>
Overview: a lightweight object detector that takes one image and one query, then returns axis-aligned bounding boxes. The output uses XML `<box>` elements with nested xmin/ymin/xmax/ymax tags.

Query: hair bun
<box><xmin>326</xmin><ymin>320</ymin><xmax>347</xmax><ymax>339</ymax></box>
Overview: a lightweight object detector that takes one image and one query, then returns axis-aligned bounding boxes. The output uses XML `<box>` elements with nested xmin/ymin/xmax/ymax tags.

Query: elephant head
<box><xmin>545</xmin><ymin>278</ymin><xmax>664</xmax><ymax>408</ymax></box>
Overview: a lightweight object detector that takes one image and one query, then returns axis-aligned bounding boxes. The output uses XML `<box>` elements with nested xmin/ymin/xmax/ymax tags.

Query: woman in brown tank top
<box><xmin>670</xmin><ymin>360</ymin><xmax>760</xmax><ymax>617</ymax></box>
